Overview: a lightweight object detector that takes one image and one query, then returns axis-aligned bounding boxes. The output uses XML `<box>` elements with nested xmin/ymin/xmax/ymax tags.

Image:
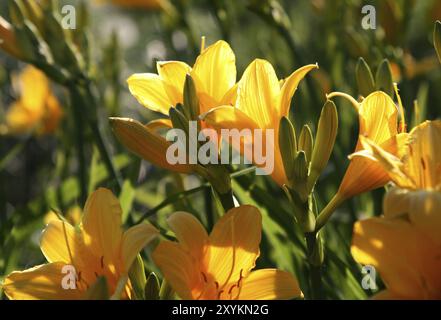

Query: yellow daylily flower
<box><xmin>2</xmin><ymin>188</ymin><xmax>159</xmax><ymax>300</ymax></box>
<box><xmin>4</xmin><ymin>65</ymin><xmax>63</xmax><ymax>135</ymax></box>
<box><xmin>202</xmin><ymin>59</ymin><xmax>318</xmax><ymax>186</ymax></box>
<box><xmin>111</xmin><ymin>40</ymin><xmax>237</xmax><ymax>174</ymax></box>
<box><xmin>153</xmin><ymin>205</ymin><xmax>302</xmax><ymax>300</ymax></box>
<box><xmin>0</xmin><ymin>16</ymin><xmax>23</xmax><ymax>59</ymax></box>
<box><xmin>354</xmin><ymin>120</ymin><xmax>441</xmax><ymax>246</ymax></box>
<box><xmin>128</xmin><ymin>40</ymin><xmax>237</xmax><ymax>116</ymax></box>
<box><xmin>319</xmin><ymin>91</ymin><xmax>408</xmax><ymax>219</ymax></box>
<box><xmin>351</xmin><ymin>217</ymin><xmax>441</xmax><ymax>299</ymax></box>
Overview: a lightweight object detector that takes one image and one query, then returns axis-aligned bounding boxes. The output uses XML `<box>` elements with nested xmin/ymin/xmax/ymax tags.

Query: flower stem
<box><xmin>315</xmin><ymin>192</ymin><xmax>345</xmax><ymax>231</ymax></box>
<box><xmin>69</xmin><ymin>87</ymin><xmax>88</xmax><ymax>205</ymax></box>
<box><xmin>305</xmin><ymin>232</ymin><xmax>323</xmax><ymax>299</ymax></box>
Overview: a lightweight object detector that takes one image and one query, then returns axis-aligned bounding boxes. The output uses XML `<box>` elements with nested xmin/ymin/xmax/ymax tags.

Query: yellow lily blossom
<box><xmin>0</xmin><ymin>16</ymin><xmax>23</xmax><ymax>59</ymax></box>
<box><xmin>202</xmin><ymin>59</ymin><xmax>318</xmax><ymax>186</ymax></box>
<box><xmin>128</xmin><ymin>40</ymin><xmax>237</xmax><ymax>116</ymax></box>
<box><xmin>318</xmin><ymin>91</ymin><xmax>407</xmax><ymax>222</ymax></box>
<box><xmin>2</xmin><ymin>188</ymin><xmax>159</xmax><ymax>300</ymax></box>
<box><xmin>351</xmin><ymin>217</ymin><xmax>441</xmax><ymax>299</ymax></box>
<box><xmin>351</xmin><ymin>120</ymin><xmax>441</xmax><ymax>299</ymax></box>
<box><xmin>353</xmin><ymin>120</ymin><xmax>441</xmax><ymax>245</ymax></box>
<box><xmin>153</xmin><ymin>205</ymin><xmax>302</xmax><ymax>300</ymax></box>
<box><xmin>111</xmin><ymin>40</ymin><xmax>237</xmax><ymax>173</ymax></box>
<box><xmin>4</xmin><ymin>65</ymin><xmax>63</xmax><ymax>135</ymax></box>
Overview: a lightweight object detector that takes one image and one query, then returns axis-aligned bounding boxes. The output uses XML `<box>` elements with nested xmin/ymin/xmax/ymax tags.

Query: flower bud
<box><xmin>355</xmin><ymin>57</ymin><xmax>375</xmax><ymax>97</ymax></box>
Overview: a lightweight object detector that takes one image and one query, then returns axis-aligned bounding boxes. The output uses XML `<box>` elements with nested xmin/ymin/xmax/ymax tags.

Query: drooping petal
<box><xmin>351</xmin><ymin>217</ymin><xmax>441</xmax><ymax>299</ymax></box>
<box><xmin>167</xmin><ymin>212</ymin><xmax>209</xmax><ymax>261</ymax></box>
<box><xmin>191</xmin><ymin>40</ymin><xmax>236</xmax><ymax>105</ymax></box>
<box><xmin>277</xmin><ymin>64</ymin><xmax>318</xmax><ymax>118</ymax></box>
<box><xmin>207</xmin><ymin>205</ymin><xmax>262</xmax><ymax>288</ymax></box>
<box><xmin>156</xmin><ymin>61</ymin><xmax>191</xmax><ymax>105</ymax></box>
<box><xmin>127</xmin><ymin>73</ymin><xmax>173</xmax><ymax>115</ymax></box>
<box><xmin>2</xmin><ymin>262</ymin><xmax>83</xmax><ymax>300</ymax></box>
<box><xmin>110</xmin><ymin>117</ymin><xmax>193</xmax><ymax>174</ymax></box>
<box><xmin>236</xmin><ymin>59</ymin><xmax>280</xmax><ymax>128</ymax></box>
<box><xmin>121</xmin><ymin>223</ymin><xmax>159</xmax><ymax>272</ymax></box>
<box><xmin>81</xmin><ymin>188</ymin><xmax>123</xmax><ymax>268</ymax></box>
<box><xmin>152</xmin><ymin>241</ymin><xmax>203</xmax><ymax>300</ymax></box>
<box><xmin>237</xmin><ymin>269</ymin><xmax>302</xmax><ymax>300</ymax></box>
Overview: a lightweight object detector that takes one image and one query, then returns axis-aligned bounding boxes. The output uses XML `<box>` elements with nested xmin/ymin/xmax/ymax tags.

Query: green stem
<box><xmin>69</xmin><ymin>87</ymin><xmax>88</xmax><ymax>205</ymax></box>
<box><xmin>305</xmin><ymin>232</ymin><xmax>323</xmax><ymax>299</ymax></box>
<box><xmin>216</xmin><ymin>188</ymin><xmax>235</xmax><ymax>212</ymax></box>
<box><xmin>315</xmin><ymin>193</ymin><xmax>345</xmax><ymax>231</ymax></box>
<box><xmin>75</xmin><ymin>82</ymin><xmax>123</xmax><ymax>193</ymax></box>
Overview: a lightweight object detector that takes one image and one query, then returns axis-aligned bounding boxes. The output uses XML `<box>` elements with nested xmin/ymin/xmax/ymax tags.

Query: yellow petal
<box><xmin>5</xmin><ymin>101</ymin><xmax>39</xmax><ymax>134</ymax></box>
<box><xmin>145</xmin><ymin>118</ymin><xmax>173</xmax><ymax>132</ymax></box>
<box><xmin>277</xmin><ymin>64</ymin><xmax>318</xmax><ymax>118</ymax></box>
<box><xmin>201</xmin><ymin>105</ymin><xmax>260</xmax><ymax>132</ymax></box>
<box><xmin>191</xmin><ymin>40</ymin><xmax>236</xmax><ymax>106</ymax></box>
<box><xmin>351</xmin><ymin>217</ymin><xmax>441</xmax><ymax>299</ymax></box>
<box><xmin>18</xmin><ymin>66</ymin><xmax>50</xmax><ymax>113</ymax></box>
<box><xmin>236</xmin><ymin>59</ymin><xmax>280</xmax><ymax>128</ymax></box>
<box><xmin>41</xmin><ymin>94</ymin><xmax>63</xmax><ymax>134</ymax></box>
<box><xmin>383</xmin><ymin>188</ymin><xmax>412</xmax><ymax>219</ymax></box>
<box><xmin>207</xmin><ymin>205</ymin><xmax>262</xmax><ymax>288</ymax></box>
<box><xmin>127</xmin><ymin>73</ymin><xmax>173</xmax><ymax>115</ymax></box>
<box><xmin>405</xmin><ymin>120</ymin><xmax>441</xmax><ymax>189</ymax></box>
<box><xmin>121</xmin><ymin>223</ymin><xmax>159</xmax><ymax>271</ymax></box>
<box><xmin>167</xmin><ymin>212</ymin><xmax>209</xmax><ymax>261</ymax></box>
<box><xmin>237</xmin><ymin>269</ymin><xmax>302</xmax><ymax>300</ymax></box>
<box><xmin>110</xmin><ymin>117</ymin><xmax>193</xmax><ymax>174</ymax></box>
<box><xmin>2</xmin><ymin>262</ymin><xmax>83</xmax><ymax>300</ymax></box>
<box><xmin>82</xmin><ymin>188</ymin><xmax>123</xmax><ymax>267</ymax></box>
<box><xmin>152</xmin><ymin>241</ymin><xmax>202</xmax><ymax>300</ymax></box>
<box><xmin>358</xmin><ymin>91</ymin><xmax>398</xmax><ymax>145</ymax></box>
<box><xmin>156</xmin><ymin>61</ymin><xmax>191</xmax><ymax>105</ymax></box>
<box><xmin>40</xmin><ymin>219</ymin><xmax>84</xmax><ymax>266</ymax></box>
<box><xmin>407</xmin><ymin>190</ymin><xmax>441</xmax><ymax>246</ymax></box>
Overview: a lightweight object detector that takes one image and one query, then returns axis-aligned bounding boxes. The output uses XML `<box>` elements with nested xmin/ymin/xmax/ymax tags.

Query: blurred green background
<box><xmin>1</xmin><ymin>0</ymin><xmax>441</xmax><ymax>299</ymax></box>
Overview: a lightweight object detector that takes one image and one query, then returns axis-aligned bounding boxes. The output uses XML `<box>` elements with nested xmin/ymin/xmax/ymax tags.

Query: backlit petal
<box><xmin>2</xmin><ymin>262</ymin><xmax>83</xmax><ymax>300</ymax></box>
<box><xmin>237</xmin><ymin>269</ymin><xmax>302</xmax><ymax>300</ymax></box>
<box><xmin>207</xmin><ymin>205</ymin><xmax>262</xmax><ymax>288</ymax></box>
<box><xmin>191</xmin><ymin>40</ymin><xmax>236</xmax><ymax>105</ymax></box>
<box><xmin>277</xmin><ymin>64</ymin><xmax>318</xmax><ymax>118</ymax></box>
<box><xmin>167</xmin><ymin>212</ymin><xmax>209</xmax><ymax>261</ymax></box>
<box><xmin>127</xmin><ymin>73</ymin><xmax>173</xmax><ymax>115</ymax></box>
<box><xmin>82</xmin><ymin>188</ymin><xmax>123</xmax><ymax>268</ymax></box>
<box><xmin>351</xmin><ymin>217</ymin><xmax>441</xmax><ymax>298</ymax></box>
<box><xmin>152</xmin><ymin>241</ymin><xmax>202</xmax><ymax>300</ymax></box>
<box><xmin>121</xmin><ymin>223</ymin><xmax>159</xmax><ymax>271</ymax></box>
<box><xmin>157</xmin><ymin>61</ymin><xmax>191</xmax><ymax>104</ymax></box>
<box><xmin>40</xmin><ymin>220</ymin><xmax>84</xmax><ymax>266</ymax></box>
<box><xmin>236</xmin><ymin>59</ymin><xmax>280</xmax><ymax>128</ymax></box>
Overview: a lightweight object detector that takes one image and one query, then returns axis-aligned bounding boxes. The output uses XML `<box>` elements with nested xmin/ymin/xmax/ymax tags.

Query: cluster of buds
<box><xmin>279</xmin><ymin>100</ymin><xmax>338</xmax><ymax>266</ymax></box>
<box><xmin>1</xmin><ymin>0</ymin><xmax>90</xmax><ymax>85</ymax></box>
